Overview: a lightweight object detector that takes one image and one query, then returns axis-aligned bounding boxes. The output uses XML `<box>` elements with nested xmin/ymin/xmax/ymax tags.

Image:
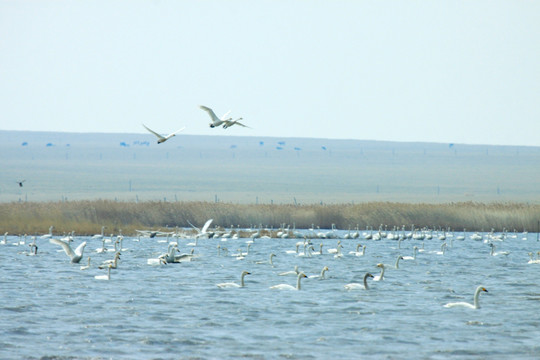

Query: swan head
<box><xmin>298</xmin><ymin>273</ymin><xmax>307</xmax><ymax>278</ymax></box>
<box><xmin>376</xmin><ymin>263</ymin><xmax>385</xmax><ymax>268</ymax></box>
<box><xmin>364</xmin><ymin>273</ymin><xmax>374</xmax><ymax>279</ymax></box>
<box><xmin>479</xmin><ymin>286</ymin><xmax>488</xmax><ymax>293</ymax></box>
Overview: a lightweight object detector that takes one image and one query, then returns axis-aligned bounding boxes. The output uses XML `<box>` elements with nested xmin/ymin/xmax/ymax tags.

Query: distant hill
<box><xmin>1</xmin><ymin>130</ymin><xmax>539</xmax><ymax>204</ymax></box>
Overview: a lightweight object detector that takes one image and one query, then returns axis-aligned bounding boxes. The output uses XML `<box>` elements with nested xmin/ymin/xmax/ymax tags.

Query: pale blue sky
<box><xmin>1</xmin><ymin>1</ymin><xmax>539</xmax><ymax>146</ymax></box>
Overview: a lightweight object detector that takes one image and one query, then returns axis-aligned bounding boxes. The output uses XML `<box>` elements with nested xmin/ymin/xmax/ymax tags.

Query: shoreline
<box><xmin>1</xmin><ymin>200</ymin><xmax>538</xmax><ymax>236</ymax></box>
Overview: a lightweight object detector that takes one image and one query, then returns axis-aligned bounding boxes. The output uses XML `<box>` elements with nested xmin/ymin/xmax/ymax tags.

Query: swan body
<box><xmin>99</xmin><ymin>252</ymin><xmax>120</xmax><ymax>269</ymax></box>
<box><xmin>402</xmin><ymin>246</ymin><xmax>418</xmax><ymax>261</ymax></box>
<box><xmin>270</xmin><ymin>273</ymin><xmax>307</xmax><ymax>290</ymax></box>
<box><xmin>309</xmin><ymin>266</ymin><xmax>329</xmax><ymax>279</ymax></box>
<box><xmin>372</xmin><ymin>263</ymin><xmax>385</xmax><ymax>281</ymax></box>
<box><xmin>527</xmin><ymin>252</ymin><xmax>540</xmax><ymax>264</ymax></box>
<box><xmin>344</xmin><ymin>273</ymin><xmax>374</xmax><ymax>290</ymax></box>
<box><xmin>200</xmin><ymin>105</ymin><xmax>235</xmax><ymax>128</ymax></box>
<box><xmin>256</xmin><ymin>253</ymin><xmax>276</xmax><ymax>265</ymax></box>
<box><xmin>279</xmin><ymin>265</ymin><xmax>299</xmax><ymax>276</ymax></box>
<box><xmin>349</xmin><ymin>244</ymin><xmax>366</xmax><ymax>256</ymax></box>
<box><xmin>94</xmin><ymin>265</ymin><xmax>112</xmax><ymax>280</ymax></box>
<box><xmin>216</xmin><ymin>271</ymin><xmax>251</xmax><ymax>288</ymax></box>
<box><xmin>50</xmin><ymin>239</ymin><xmax>86</xmax><ymax>263</ymax></box>
<box><xmin>490</xmin><ymin>243</ymin><xmax>510</xmax><ymax>256</ymax></box>
<box><xmin>142</xmin><ymin>124</ymin><xmax>185</xmax><ymax>144</ymax></box>
<box><xmin>444</xmin><ymin>286</ymin><xmax>488</xmax><ymax>309</ymax></box>
<box><xmin>80</xmin><ymin>257</ymin><xmax>91</xmax><ymax>270</ymax></box>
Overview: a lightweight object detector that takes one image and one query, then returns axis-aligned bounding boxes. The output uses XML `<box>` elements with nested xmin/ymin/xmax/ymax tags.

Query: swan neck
<box><xmin>363</xmin><ymin>274</ymin><xmax>369</xmax><ymax>289</ymax></box>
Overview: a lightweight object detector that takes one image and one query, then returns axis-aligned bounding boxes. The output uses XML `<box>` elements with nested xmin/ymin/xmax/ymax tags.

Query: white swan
<box><xmin>147</xmin><ymin>257</ymin><xmax>167</xmax><ymax>266</ymax></box>
<box><xmin>285</xmin><ymin>243</ymin><xmax>300</xmax><ymax>255</ymax></box>
<box><xmin>256</xmin><ymin>253</ymin><xmax>276</xmax><ymax>265</ymax></box>
<box><xmin>372</xmin><ymin>263</ymin><xmax>385</xmax><ymax>281</ymax></box>
<box><xmin>94</xmin><ymin>264</ymin><xmax>112</xmax><ymax>280</ymax></box>
<box><xmin>216</xmin><ymin>271</ymin><xmax>251</xmax><ymax>288</ymax></box>
<box><xmin>99</xmin><ymin>252</ymin><xmax>120</xmax><ymax>269</ymax></box>
<box><xmin>270</xmin><ymin>273</ymin><xmax>307</xmax><ymax>290</ymax></box>
<box><xmin>187</xmin><ymin>218</ymin><xmax>214</xmax><ymax>239</ymax></box>
<box><xmin>402</xmin><ymin>246</ymin><xmax>418</xmax><ymax>261</ymax></box>
<box><xmin>327</xmin><ymin>240</ymin><xmax>342</xmax><ymax>254</ymax></box>
<box><xmin>394</xmin><ymin>255</ymin><xmax>404</xmax><ymax>269</ymax></box>
<box><xmin>1</xmin><ymin>232</ymin><xmax>7</xmax><ymax>245</ymax></box>
<box><xmin>199</xmin><ymin>105</ymin><xmax>233</xmax><ymax>128</ymax></box>
<box><xmin>309</xmin><ymin>266</ymin><xmax>329</xmax><ymax>279</ymax></box>
<box><xmin>142</xmin><ymin>124</ymin><xmax>185</xmax><ymax>144</ymax></box>
<box><xmin>489</xmin><ymin>243</ymin><xmax>510</xmax><ymax>256</ymax></box>
<box><xmin>278</xmin><ymin>265</ymin><xmax>299</xmax><ymax>276</ymax></box>
<box><xmin>349</xmin><ymin>244</ymin><xmax>366</xmax><ymax>256</ymax></box>
<box><xmin>223</xmin><ymin>117</ymin><xmax>250</xmax><ymax>129</ymax></box>
<box><xmin>444</xmin><ymin>286</ymin><xmax>488</xmax><ymax>309</ymax></box>
<box><xmin>80</xmin><ymin>257</ymin><xmax>91</xmax><ymax>270</ymax></box>
<box><xmin>40</xmin><ymin>225</ymin><xmax>54</xmax><ymax>239</ymax></box>
<box><xmin>50</xmin><ymin>238</ymin><xmax>86</xmax><ymax>263</ymax></box>
<box><xmin>435</xmin><ymin>242</ymin><xmax>447</xmax><ymax>255</ymax></box>
<box><xmin>344</xmin><ymin>273</ymin><xmax>374</xmax><ymax>290</ymax></box>
<box><xmin>92</xmin><ymin>226</ymin><xmax>106</xmax><ymax>240</ymax></box>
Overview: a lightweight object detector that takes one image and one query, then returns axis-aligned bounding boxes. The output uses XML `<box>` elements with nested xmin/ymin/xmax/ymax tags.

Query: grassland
<box><xmin>1</xmin><ymin>200</ymin><xmax>538</xmax><ymax>236</ymax></box>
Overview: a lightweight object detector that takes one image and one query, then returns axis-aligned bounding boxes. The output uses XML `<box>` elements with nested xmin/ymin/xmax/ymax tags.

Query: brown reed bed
<box><xmin>0</xmin><ymin>200</ymin><xmax>538</xmax><ymax>236</ymax></box>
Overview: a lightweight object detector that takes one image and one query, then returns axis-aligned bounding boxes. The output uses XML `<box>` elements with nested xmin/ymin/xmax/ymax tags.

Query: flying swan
<box><xmin>444</xmin><ymin>286</ymin><xmax>488</xmax><ymax>309</ymax></box>
<box><xmin>142</xmin><ymin>124</ymin><xmax>185</xmax><ymax>144</ymax></box>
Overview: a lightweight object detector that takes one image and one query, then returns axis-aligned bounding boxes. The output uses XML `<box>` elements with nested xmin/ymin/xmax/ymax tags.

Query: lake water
<box><xmin>1</xmin><ymin>229</ymin><xmax>540</xmax><ymax>359</ymax></box>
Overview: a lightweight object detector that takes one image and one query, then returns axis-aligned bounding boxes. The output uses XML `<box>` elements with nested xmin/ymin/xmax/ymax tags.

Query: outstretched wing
<box><xmin>142</xmin><ymin>124</ymin><xmax>165</xmax><ymax>140</ymax></box>
<box><xmin>199</xmin><ymin>105</ymin><xmax>221</xmax><ymax>124</ymax></box>
<box><xmin>50</xmin><ymin>238</ymin><xmax>75</xmax><ymax>258</ymax></box>
<box><xmin>166</xmin><ymin>127</ymin><xmax>186</xmax><ymax>138</ymax></box>
<box><xmin>201</xmin><ymin>219</ymin><xmax>214</xmax><ymax>233</ymax></box>
<box><xmin>224</xmin><ymin>118</ymin><xmax>250</xmax><ymax>128</ymax></box>
<box><xmin>220</xmin><ymin>110</ymin><xmax>232</xmax><ymax>121</ymax></box>
<box><xmin>74</xmin><ymin>241</ymin><xmax>87</xmax><ymax>256</ymax></box>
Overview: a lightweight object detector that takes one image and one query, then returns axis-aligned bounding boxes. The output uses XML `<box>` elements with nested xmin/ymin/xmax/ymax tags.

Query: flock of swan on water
<box><xmin>3</xmin><ymin>221</ymin><xmax>536</xmax><ymax>309</ymax></box>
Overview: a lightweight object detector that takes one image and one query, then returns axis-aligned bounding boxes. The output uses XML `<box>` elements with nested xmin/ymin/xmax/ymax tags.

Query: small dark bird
<box><xmin>17</xmin><ymin>180</ymin><xmax>26</xmax><ymax>187</ymax></box>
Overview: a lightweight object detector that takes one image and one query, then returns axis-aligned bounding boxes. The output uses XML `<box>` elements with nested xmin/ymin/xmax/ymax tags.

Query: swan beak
<box><xmin>482</xmin><ymin>288</ymin><xmax>488</xmax><ymax>292</ymax></box>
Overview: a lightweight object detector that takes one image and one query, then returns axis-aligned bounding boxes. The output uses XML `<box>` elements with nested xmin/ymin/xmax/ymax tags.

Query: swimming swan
<box><xmin>489</xmin><ymin>243</ymin><xmax>510</xmax><ymax>256</ymax></box>
<box><xmin>50</xmin><ymin>238</ymin><xmax>86</xmax><ymax>263</ymax></box>
<box><xmin>372</xmin><ymin>263</ymin><xmax>385</xmax><ymax>281</ymax></box>
<box><xmin>216</xmin><ymin>271</ymin><xmax>251</xmax><ymax>288</ymax></box>
<box><xmin>278</xmin><ymin>265</ymin><xmax>299</xmax><ymax>276</ymax></box>
<box><xmin>344</xmin><ymin>273</ymin><xmax>374</xmax><ymax>290</ymax></box>
<box><xmin>270</xmin><ymin>273</ymin><xmax>307</xmax><ymax>290</ymax></box>
<box><xmin>349</xmin><ymin>244</ymin><xmax>366</xmax><ymax>256</ymax></box>
<box><xmin>256</xmin><ymin>253</ymin><xmax>276</xmax><ymax>265</ymax></box>
<box><xmin>142</xmin><ymin>124</ymin><xmax>185</xmax><ymax>144</ymax></box>
<box><xmin>80</xmin><ymin>257</ymin><xmax>91</xmax><ymax>270</ymax></box>
<box><xmin>309</xmin><ymin>266</ymin><xmax>329</xmax><ymax>279</ymax></box>
<box><xmin>402</xmin><ymin>246</ymin><xmax>418</xmax><ymax>261</ymax></box>
<box><xmin>444</xmin><ymin>286</ymin><xmax>488</xmax><ymax>309</ymax></box>
<box><xmin>94</xmin><ymin>264</ymin><xmax>112</xmax><ymax>280</ymax></box>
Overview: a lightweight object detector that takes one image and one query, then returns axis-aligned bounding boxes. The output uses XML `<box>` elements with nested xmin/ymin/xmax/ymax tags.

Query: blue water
<box><xmin>1</xmin><ymin>230</ymin><xmax>540</xmax><ymax>359</ymax></box>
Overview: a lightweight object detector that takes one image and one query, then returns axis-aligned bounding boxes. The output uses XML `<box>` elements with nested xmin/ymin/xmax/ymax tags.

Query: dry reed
<box><xmin>1</xmin><ymin>200</ymin><xmax>539</xmax><ymax>236</ymax></box>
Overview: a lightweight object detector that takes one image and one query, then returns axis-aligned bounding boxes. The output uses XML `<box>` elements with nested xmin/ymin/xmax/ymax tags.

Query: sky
<box><xmin>1</xmin><ymin>1</ymin><xmax>539</xmax><ymax>147</ymax></box>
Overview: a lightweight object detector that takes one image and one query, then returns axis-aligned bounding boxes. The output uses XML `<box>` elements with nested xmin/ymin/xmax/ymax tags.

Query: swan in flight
<box><xmin>216</xmin><ymin>271</ymin><xmax>251</xmax><ymax>288</ymax></box>
<box><xmin>372</xmin><ymin>263</ymin><xmax>385</xmax><ymax>281</ymax></box>
<box><xmin>49</xmin><ymin>238</ymin><xmax>87</xmax><ymax>263</ymax></box>
<box><xmin>223</xmin><ymin>117</ymin><xmax>250</xmax><ymax>129</ymax></box>
<box><xmin>94</xmin><ymin>264</ymin><xmax>112</xmax><ymax>280</ymax></box>
<box><xmin>444</xmin><ymin>286</ymin><xmax>488</xmax><ymax>309</ymax></box>
<box><xmin>142</xmin><ymin>124</ymin><xmax>185</xmax><ymax>144</ymax></box>
<box><xmin>270</xmin><ymin>273</ymin><xmax>307</xmax><ymax>290</ymax></box>
<box><xmin>199</xmin><ymin>105</ymin><xmax>233</xmax><ymax>128</ymax></box>
<box><xmin>344</xmin><ymin>273</ymin><xmax>374</xmax><ymax>290</ymax></box>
